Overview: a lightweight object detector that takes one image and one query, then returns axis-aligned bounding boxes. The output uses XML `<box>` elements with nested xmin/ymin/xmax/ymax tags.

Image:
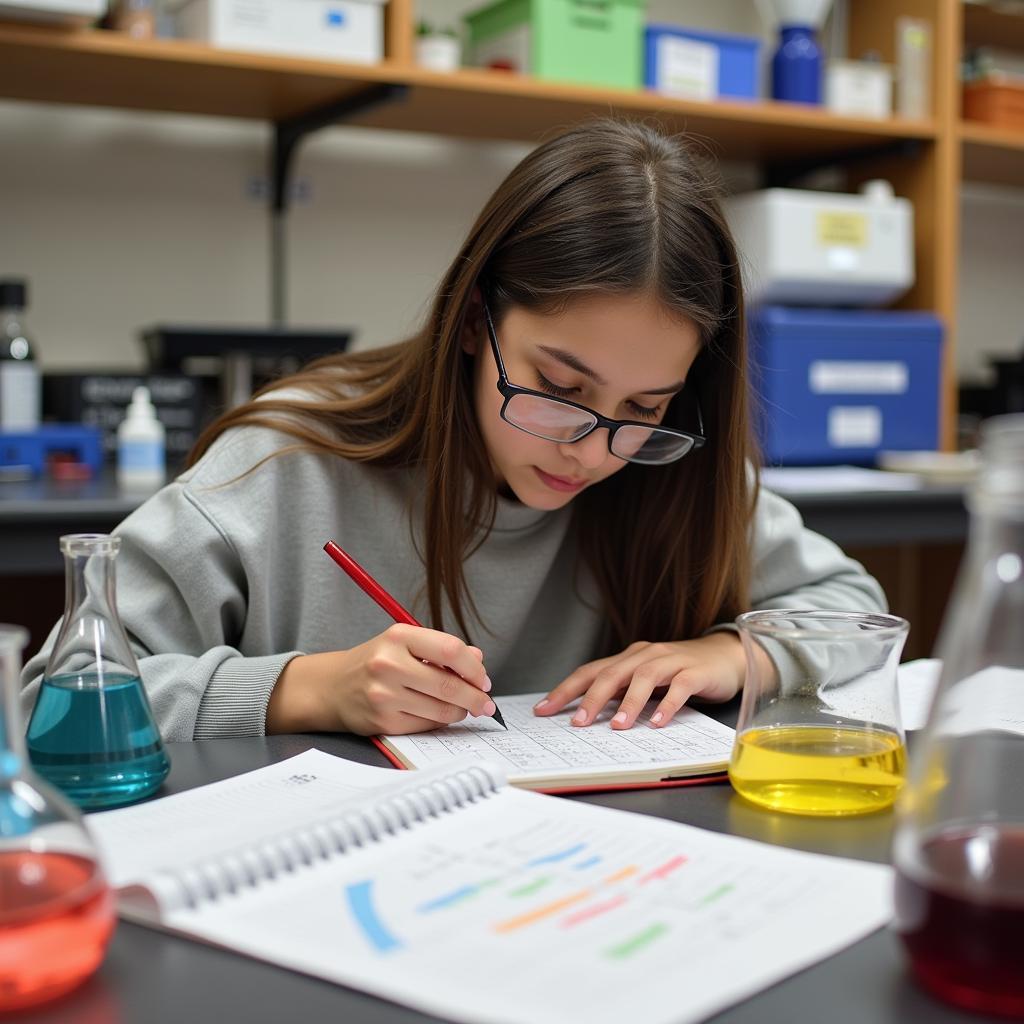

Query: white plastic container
<box><xmin>176</xmin><ymin>0</ymin><xmax>387</xmax><ymax>63</ymax></box>
<box><xmin>117</xmin><ymin>386</ymin><xmax>166</xmax><ymax>490</ymax></box>
<box><xmin>826</xmin><ymin>59</ymin><xmax>893</xmax><ymax>118</ymax></box>
<box><xmin>416</xmin><ymin>34</ymin><xmax>461</xmax><ymax>72</ymax></box>
<box><xmin>723</xmin><ymin>181</ymin><xmax>914</xmax><ymax>307</ymax></box>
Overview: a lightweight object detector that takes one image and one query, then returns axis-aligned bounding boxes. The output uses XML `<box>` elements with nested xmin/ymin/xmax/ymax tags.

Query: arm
<box><xmin>20</xmin><ymin>480</ymin><xmax>303</xmax><ymax>742</ymax></box>
<box><xmin>536</xmin><ymin>485</ymin><xmax>887</xmax><ymax>728</ymax></box>
<box><xmin>742</xmin><ymin>486</ymin><xmax>887</xmax><ymax>615</ymax></box>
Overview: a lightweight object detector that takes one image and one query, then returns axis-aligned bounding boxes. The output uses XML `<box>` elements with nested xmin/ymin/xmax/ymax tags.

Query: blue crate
<box><xmin>645</xmin><ymin>25</ymin><xmax>760</xmax><ymax>99</ymax></box>
<box><xmin>749</xmin><ymin>307</ymin><xmax>943</xmax><ymax>466</ymax></box>
<box><xmin>0</xmin><ymin>424</ymin><xmax>104</xmax><ymax>476</ymax></box>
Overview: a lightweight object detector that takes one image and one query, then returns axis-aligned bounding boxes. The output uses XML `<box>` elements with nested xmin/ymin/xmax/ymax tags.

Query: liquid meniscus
<box><xmin>0</xmin><ymin>851</ymin><xmax>115</xmax><ymax>1012</ymax></box>
<box><xmin>26</xmin><ymin>672</ymin><xmax>170</xmax><ymax>809</ymax></box>
<box><xmin>895</xmin><ymin>825</ymin><xmax>1024</xmax><ymax>1018</ymax></box>
<box><xmin>728</xmin><ymin>724</ymin><xmax>906</xmax><ymax>816</ymax></box>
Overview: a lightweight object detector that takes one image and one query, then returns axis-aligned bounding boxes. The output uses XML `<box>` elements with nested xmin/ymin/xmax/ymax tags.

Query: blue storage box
<box><xmin>0</xmin><ymin>424</ymin><xmax>104</xmax><ymax>477</ymax></box>
<box><xmin>645</xmin><ymin>25</ymin><xmax>760</xmax><ymax>100</ymax></box>
<box><xmin>749</xmin><ymin>307</ymin><xmax>943</xmax><ymax>466</ymax></box>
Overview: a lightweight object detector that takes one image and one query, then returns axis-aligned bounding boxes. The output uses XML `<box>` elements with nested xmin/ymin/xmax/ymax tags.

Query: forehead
<box><xmin>501</xmin><ymin>292</ymin><xmax>701</xmax><ymax>382</ymax></box>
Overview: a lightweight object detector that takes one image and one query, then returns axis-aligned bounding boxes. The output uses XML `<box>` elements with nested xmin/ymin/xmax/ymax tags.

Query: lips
<box><xmin>534</xmin><ymin>467</ymin><xmax>588</xmax><ymax>492</ymax></box>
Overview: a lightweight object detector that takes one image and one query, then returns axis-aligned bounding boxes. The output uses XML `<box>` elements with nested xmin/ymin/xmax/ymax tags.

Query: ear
<box><xmin>461</xmin><ymin>286</ymin><xmax>486</xmax><ymax>355</ymax></box>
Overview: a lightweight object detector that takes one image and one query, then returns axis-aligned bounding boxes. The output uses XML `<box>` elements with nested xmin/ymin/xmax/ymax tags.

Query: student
<box><xmin>22</xmin><ymin>119</ymin><xmax>885</xmax><ymax>741</ymax></box>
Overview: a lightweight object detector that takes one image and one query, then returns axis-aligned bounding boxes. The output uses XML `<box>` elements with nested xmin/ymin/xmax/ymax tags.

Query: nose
<box><xmin>561</xmin><ymin>428</ymin><xmax>610</xmax><ymax>471</ymax></box>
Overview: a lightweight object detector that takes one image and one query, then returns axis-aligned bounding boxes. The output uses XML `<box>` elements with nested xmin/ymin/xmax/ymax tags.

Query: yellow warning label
<box><xmin>817</xmin><ymin>211</ymin><xmax>867</xmax><ymax>246</ymax></box>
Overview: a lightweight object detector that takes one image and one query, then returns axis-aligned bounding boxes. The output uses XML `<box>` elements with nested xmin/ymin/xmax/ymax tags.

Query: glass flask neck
<box><xmin>962</xmin><ymin>414</ymin><xmax>1024</xmax><ymax>566</ymax></box>
<box><xmin>44</xmin><ymin>534</ymin><xmax>140</xmax><ymax>684</ymax></box>
<box><xmin>0</xmin><ymin>626</ymin><xmax>29</xmax><ymax>773</ymax></box>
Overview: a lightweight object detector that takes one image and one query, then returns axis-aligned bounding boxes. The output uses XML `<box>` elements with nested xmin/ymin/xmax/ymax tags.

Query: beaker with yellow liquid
<box><xmin>729</xmin><ymin>610</ymin><xmax>909</xmax><ymax>816</ymax></box>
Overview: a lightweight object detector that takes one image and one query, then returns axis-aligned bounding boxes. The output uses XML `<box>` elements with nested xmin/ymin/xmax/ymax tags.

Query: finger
<box><xmin>411</xmin><ymin>661</ymin><xmax>497</xmax><ymax>718</ymax></box>
<box><xmin>384</xmin><ymin>710</ymin><xmax>456</xmax><ymax>735</ymax></box>
<box><xmin>399</xmin><ymin>686</ymin><xmax>475</xmax><ymax>727</ymax></box>
<box><xmin>534</xmin><ymin>656</ymin><xmax>617</xmax><ymax>715</ymax></box>
<box><xmin>649</xmin><ymin>673</ymin><xmax>700</xmax><ymax>728</ymax></box>
<box><xmin>401</xmin><ymin>626</ymin><xmax>491</xmax><ymax>692</ymax></box>
<box><xmin>571</xmin><ymin>649</ymin><xmax>667</xmax><ymax>726</ymax></box>
<box><xmin>608</xmin><ymin>657</ymin><xmax>681</xmax><ymax>729</ymax></box>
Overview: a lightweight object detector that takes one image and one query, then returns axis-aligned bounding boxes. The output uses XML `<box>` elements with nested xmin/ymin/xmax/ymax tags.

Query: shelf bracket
<box><xmin>270</xmin><ymin>82</ymin><xmax>409</xmax><ymax>327</ymax></box>
<box><xmin>761</xmin><ymin>138</ymin><xmax>926</xmax><ymax>189</ymax></box>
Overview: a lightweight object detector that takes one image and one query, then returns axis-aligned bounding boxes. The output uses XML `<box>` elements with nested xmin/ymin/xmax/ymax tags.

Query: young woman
<box><xmin>22</xmin><ymin>119</ymin><xmax>885</xmax><ymax>741</ymax></box>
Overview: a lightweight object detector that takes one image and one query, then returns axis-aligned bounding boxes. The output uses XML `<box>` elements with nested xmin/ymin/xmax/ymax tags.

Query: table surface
<box><xmin>21</xmin><ymin>707</ymin><xmax>1001</xmax><ymax>1024</ymax></box>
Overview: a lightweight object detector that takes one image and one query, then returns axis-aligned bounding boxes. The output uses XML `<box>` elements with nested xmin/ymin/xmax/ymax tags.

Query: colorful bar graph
<box><xmin>346</xmin><ymin>881</ymin><xmax>401</xmax><ymax>953</ymax></box>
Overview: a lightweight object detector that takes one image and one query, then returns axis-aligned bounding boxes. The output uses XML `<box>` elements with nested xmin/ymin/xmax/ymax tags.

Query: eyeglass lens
<box><xmin>503</xmin><ymin>393</ymin><xmax>693</xmax><ymax>464</ymax></box>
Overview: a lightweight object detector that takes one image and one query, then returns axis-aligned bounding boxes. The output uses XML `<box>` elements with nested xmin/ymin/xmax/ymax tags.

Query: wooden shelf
<box><xmin>963</xmin><ymin>1</ymin><xmax>1024</xmax><ymax>51</ymax></box>
<box><xmin>960</xmin><ymin>119</ymin><xmax>1024</xmax><ymax>184</ymax></box>
<box><xmin>0</xmin><ymin>23</ymin><xmax>936</xmax><ymax>159</ymax></box>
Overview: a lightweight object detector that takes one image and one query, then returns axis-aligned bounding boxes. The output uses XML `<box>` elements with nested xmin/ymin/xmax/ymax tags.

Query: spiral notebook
<box><xmin>376</xmin><ymin>691</ymin><xmax>736</xmax><ymax>792</ymax></box>
<box><xmin>90</xmin><ymin>748</ymin><xmax>892</xmax><ymax>1024</ymax></box>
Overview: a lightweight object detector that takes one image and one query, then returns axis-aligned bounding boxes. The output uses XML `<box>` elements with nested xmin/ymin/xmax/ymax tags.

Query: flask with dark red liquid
<box><xmin>0</xmin><ymin>624</ymin><xmax>116</xmax><ymax>1012</ymax></box>
<box><xmin>893</xmin><ymin>414</ymin><xmax>1024</xmax><ymax>1018</ymax></box>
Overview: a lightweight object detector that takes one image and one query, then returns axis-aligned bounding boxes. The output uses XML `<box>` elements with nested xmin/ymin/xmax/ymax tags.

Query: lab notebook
<box><xmin>89</xmin><ymin>748</ymin><xmax>893</xmax><ymax>1024</ymax></box>
<box><xmin>376</xmin><ymin>691</ymin><xmax>736</xmax><ymax>792</ymax></box>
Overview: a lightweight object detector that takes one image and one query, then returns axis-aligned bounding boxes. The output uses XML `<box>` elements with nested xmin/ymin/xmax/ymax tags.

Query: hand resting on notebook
<box><xmin>534</xmin><ymin>632</ymin><xmax>746</xmax><ymax>730</ymax></box>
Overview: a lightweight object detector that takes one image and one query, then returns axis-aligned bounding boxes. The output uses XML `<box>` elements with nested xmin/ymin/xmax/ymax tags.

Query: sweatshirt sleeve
<box><xmin>19</xmin><ymin>479</ymin><xmax>303</xmax><ymax>742</ymax></box>
<box><xmin>745</xmin><ymin>486</ymin><xmax>888</xmax><ymax>615</ymax></box>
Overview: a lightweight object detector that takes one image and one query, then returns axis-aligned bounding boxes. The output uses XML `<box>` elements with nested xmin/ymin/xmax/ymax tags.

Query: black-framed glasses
<box><xmin>483</xmin><ymin>303</ymin><xmax>706</xmax><ymax>466</ymax></box>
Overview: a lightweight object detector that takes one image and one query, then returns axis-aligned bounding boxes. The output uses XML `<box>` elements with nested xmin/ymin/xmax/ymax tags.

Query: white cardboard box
<box><xmin>724</xmin><ymin>182</ymin><xmax>914</xmax><ymax>307</ymax></box>
<box><xmin>176</xmin><ymin>0</ymin><xmax>387</xmax><ymax>63</ymax></box>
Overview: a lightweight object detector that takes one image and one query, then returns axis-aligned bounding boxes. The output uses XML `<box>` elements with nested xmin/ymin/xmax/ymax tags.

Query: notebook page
<box><xmin>383</xmin><ymin>692</ymin><xmax>735</xmax><ymax>783</ymax></box>
<box><xmin>89</xmin><ymin>749</ymin><xmax>398</xmax><ymax>887</ymax></box>
<box><xmin>180</xmin><ymin>785</ymin><xmax>891</xmax><ymax>1024</ymax></box>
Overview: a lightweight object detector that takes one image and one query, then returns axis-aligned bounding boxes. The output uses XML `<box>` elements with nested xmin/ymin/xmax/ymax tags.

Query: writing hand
<box><xmin>267</xmin><ymin>624</ymin><xmax>494</xmax><ymax>735</ymax></box>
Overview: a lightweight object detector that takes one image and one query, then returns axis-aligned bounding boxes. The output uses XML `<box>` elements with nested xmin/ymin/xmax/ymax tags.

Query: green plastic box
<box><xmin>465</xmin><ymin>0</ymin><xmax>645</xmax><ymax>90</ymax></box>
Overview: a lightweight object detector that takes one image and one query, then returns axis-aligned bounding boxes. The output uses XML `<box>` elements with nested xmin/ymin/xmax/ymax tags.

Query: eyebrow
<box><xmin>536</xmin><ymin>345</ymin><xmax>686</xmax><ymax>395</ymax></box>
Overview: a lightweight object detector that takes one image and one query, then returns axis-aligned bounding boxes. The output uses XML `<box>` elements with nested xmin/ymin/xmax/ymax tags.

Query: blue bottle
<box><xmin>772</xmin><ymin>24</ymin><xmax>822</xmax><ymax>104</ymax></box>
<box><xmin>26</xmin><ymin>534</ymin><xmax>169</xmax><ymax>809</ymax></box>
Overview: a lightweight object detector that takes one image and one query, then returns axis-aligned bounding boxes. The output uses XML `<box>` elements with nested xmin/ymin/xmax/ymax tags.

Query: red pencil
<box><xmin>323</xmin><ymin>540</ymin><xmax>506</xmax><ymax>729</ymax></box>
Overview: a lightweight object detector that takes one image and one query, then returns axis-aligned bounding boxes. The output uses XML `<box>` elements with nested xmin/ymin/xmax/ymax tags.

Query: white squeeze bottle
<box><xmin>117</xmin><ymin>386</ymin><xmax>165</xmax><ymax>489</ymax></box>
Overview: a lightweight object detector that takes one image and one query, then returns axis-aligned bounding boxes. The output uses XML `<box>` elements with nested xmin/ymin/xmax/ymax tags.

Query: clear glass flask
<box><xmin>894</xmin><ymin>415</ymin><xmax>1024</xmax><ymax>1017</ymax></box>
<box><xmin>1</xmin><ymin>624</ymin><xmax>116</xmax><ymax>1011</ymax></box>
<box><xmin>730</xmin><ymin>610</ymin><xmax>909</xmax><ymax>816</ymax></box>
<box><xmin>26</xmin><ymin>534</ymin><xmax>169</xmax><ymax>809</ymax></box>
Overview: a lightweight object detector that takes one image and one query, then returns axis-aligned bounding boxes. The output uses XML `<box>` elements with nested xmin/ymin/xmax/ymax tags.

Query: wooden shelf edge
<box><xmin>959</xmin><ymin>119</ymin><xmax>1024</xmax><ymax>151</ymax></box>
<box><xmin>0</xmin><ymin>22</ymin><xmax>939</xmax><ymax>142</ymax></box>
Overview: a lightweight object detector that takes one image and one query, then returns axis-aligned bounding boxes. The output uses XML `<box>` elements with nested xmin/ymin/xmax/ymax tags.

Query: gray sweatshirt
<box><xmin>21</xmin><ymin>424</ymin><xmax>886</xmax><ymax>741</ymax></box>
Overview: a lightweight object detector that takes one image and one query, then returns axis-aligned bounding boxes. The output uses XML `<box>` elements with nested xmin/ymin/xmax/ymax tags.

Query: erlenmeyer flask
<box><xmin>1</xmin><ymin>624</ymin><xmax>116</xmax><ymax>1011</ymax></box>
<box><xmin>26</xmin><ymin>534</ymin><xmax>169</xmax><ymax>809</ymax></box>
<box><xmin>893</xmin><ymin>414</ymin><xmax>1024</xmax><ymax>1017</ymax></box>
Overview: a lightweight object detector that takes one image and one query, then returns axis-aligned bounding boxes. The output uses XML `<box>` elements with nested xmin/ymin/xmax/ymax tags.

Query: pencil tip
<box><xmin>492</xmin><ymin>706</ymin><xmax>507</xmax><ymax>730</ymax></box>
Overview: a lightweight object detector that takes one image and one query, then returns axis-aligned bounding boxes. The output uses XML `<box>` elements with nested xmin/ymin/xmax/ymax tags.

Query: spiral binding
<box><xmin>164</xmin><ymin>763</ymin><xmax>502</xmax><ymax>911</ymax></box>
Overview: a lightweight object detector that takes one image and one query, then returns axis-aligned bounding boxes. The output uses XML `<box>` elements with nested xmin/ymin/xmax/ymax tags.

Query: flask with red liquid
<box><xmin>893</xmin><ymin>414</ymin><xmax>1024</xmax><ymax>1018</ymax></box>
<box><xmin>0</xmin><ymin>624</ymin><xmax>116</xmax><ymax>1012</ymax></box>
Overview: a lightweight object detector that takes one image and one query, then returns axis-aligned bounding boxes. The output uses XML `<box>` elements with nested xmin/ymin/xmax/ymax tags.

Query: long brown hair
<box><xmin>190</xmin><ymin>119</ymin><xmax>757</xmax><ymax>650</ymax></box>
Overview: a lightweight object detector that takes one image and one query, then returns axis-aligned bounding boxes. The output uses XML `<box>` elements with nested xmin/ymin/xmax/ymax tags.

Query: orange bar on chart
<box><xmin>493</xmin><ymin>889</ymin><xmax>592</xmax><ymax>934</ymax></box>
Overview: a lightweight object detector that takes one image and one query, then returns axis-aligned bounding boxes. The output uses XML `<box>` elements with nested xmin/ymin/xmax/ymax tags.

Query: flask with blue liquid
<box><xmin>27</xmin><ymin>534</ymin><xmax>170</xmax><ymax>809</ymax></box>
